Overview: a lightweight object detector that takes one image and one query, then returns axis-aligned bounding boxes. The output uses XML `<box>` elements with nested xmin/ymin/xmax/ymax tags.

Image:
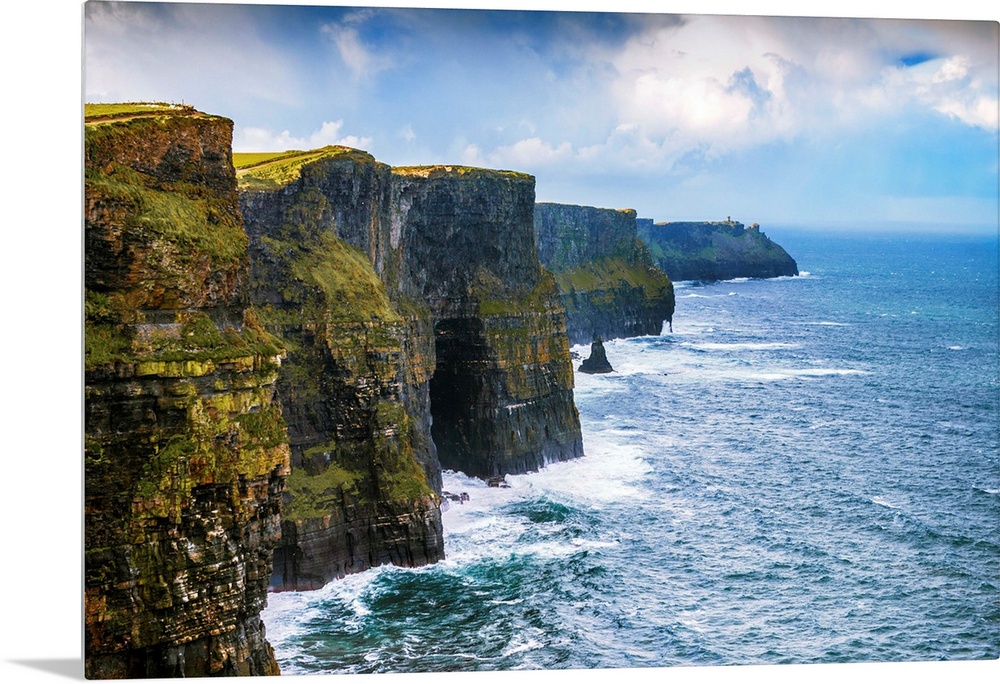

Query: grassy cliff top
<box><xmin>535</xmin><ymin>201</ymin><xmax>637</xmax><ymax>216</ymax></box>
<box><xmin>235</xmin><ymin>146</ymin><xmax>377</xmax><ymax>191</ymax></box>
<box><xmin>392</xmin><ymin>164</ymin><xmax>532</xmax><ymax>181</ymax></box>
<box><xmin>84</xmin><ymin>102</ymin><xmax>214</xmax><ymax>123</ymax></box>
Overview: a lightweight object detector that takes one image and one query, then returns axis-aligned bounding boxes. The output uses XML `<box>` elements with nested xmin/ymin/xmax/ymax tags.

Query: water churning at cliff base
<box><xmin>263</xmin><ymin>230</ymin><xmax>999</xmax><ymax>673</ymax></box>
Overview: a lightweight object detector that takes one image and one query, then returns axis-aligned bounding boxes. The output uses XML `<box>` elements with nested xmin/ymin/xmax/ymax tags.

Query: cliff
<box><xmin>534</xmin><ymin>203</ymin><xmax>675</xmax><ymax>345</ymax></box>
<box><xmin>237</xmin><ymin>148</ymin><xmax>444</xmax><ymax>591</ymax></box>
<box><xmin>84</xmin><ymin>104</ymin><xmax>288</xmax><ymax>677</ymax></box>
<box><xmin>636</xmin><ymin>219</ymin><xmax>799</xmax><ymax>281</ymax></box>
<box><xmin>239</xmin><ymin>156</ymin><xmax>583</xmax><ymax>485</ymax></box>
<box><xmin>85</xmin><ymin>103</ymin><xmax>588</xmax><ymax>659</ymax></box>
<box><xmin>392</xmin><ymin>167</ymin><xmax>584</xmax><ymax>478</ymax></box>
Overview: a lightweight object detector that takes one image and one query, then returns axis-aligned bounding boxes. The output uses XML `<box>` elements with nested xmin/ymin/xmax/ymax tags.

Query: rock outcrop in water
<box><xmin>579</xmin><ymin>337</ymin><xmax>614</xmax><ymax>374</ymax></box>
<box><xmin>84</xmin><ymin>105</ymin><xmax>288</xmax><ymax>677</ymax></box>
<box><xmin>636</xmin><ymin>219</ymin><xmax>798</xmax><ymax>281</ymax></box>
<box><xmin>534</xmin><ymin>203</ymin><xmax>675</xmax><ymax>345</ymax></box>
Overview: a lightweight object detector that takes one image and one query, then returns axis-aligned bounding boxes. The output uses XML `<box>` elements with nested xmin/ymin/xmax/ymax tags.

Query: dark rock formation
<box><xmin>236</xmin><ymin>153</ymin><xmax>584</xmax><ymax>588</ymax></box>
<box><xmin>237</xmin><ymin>148</ymin><xmax>445</xmax><ymax>591</ymax></box>
<box><xmin>534</xmin><ymin>203</ymin><xmax>675</xmax><ymax>345</ymax></box>
<box><xmin>84</xmin><ymin>105</ymin><xmax>287</xmax><ymax>677</ymax></box>
<box><xmin>392</xmin><ymin>167</ymin><xmax>584</xmax><ymax>479</ymax></box>
<box><xmin>579</xmin><ymin>337</ymin><xmax>614</xmax><ymax>374</ymax></box>
<box><xmin>636</xmin><ymin>219</ymin><xmax>798</xmax><ymax>281</ymax></box>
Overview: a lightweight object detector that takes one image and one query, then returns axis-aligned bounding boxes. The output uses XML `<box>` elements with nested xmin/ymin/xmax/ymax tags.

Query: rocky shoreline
<box><xmin>84</xmin><ymin>104</ymin><xmax>799</xmax><ymax>677</ymax></box>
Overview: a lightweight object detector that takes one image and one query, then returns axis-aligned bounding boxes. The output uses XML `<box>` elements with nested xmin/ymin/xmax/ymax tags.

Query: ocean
<box><xmin>261</xmin><ymin>229</ymin><xmax>999</xmax><ymax>675</ymax></box>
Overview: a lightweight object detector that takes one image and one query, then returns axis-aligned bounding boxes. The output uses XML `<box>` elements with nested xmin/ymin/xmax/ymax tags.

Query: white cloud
<box><xmin>878</xmin><ymin>54</ymin><xmax>998</xmax><ymax>129</ymax></box>
<box><xmin>233</xmin><ymin>120</ymin><xmax>372</xmax><ymax>152</ymax></box>
<box><xmin>461</xmin><ymin>144</ymin><xmax>484</xmax><ymax>165</ymax></box>
<box><xmin>488</xmin><ymin>137</ymin><xmax>574</xmax><ymax>168</ymax></box>
<box><xmin>589</xmin><ymin>14</ymin><xmax>998</xmax><ymax>160</ymax></box>
<box><xmin>84</xmin><ymin>2</ymin><xmax>299</xmax><ymax>106</ymax></box>
<box><xmin>321</xmin><ymin>21</ymin><xmax>393</xmax><ymax>80</ymax></box>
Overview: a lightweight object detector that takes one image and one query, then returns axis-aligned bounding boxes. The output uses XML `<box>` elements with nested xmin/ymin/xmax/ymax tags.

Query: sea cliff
<box><xmin>534</xmin><ymin>203</ymin><xmax>675</xmax><ymax>345</ymax></box>
<box><xmin>237</xmin><ymin>148</ymin><xmax>445</xmax><ymax>591</ymax></box>
<box><xmin>392</xmin><ymin>168</ymin><xmax>584</xmax><ymax>479</ymax></box>
<box><xmin>636</xmin><ymin>219</ymin><xmax>798</xmax><ymax>281</ymax></box>
<box><xmin>84</xmin><ymin>104</ymin><xmax>288</xmax><ymax>677</ymax></box>
<box><xmin>85</xmin><ymin>105</ymin><xmax>589</xmax><ymax>674</ymax></box>
<box><xmin>235</xmin><ymin>151</ymin><xmax>584</xmax><ymax>589</ymax></box>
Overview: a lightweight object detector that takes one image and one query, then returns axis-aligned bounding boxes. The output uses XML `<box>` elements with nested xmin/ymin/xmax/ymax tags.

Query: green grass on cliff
<box><xmin>475</xmin><ymin>269</ymin><xmax>558</xmax><ymax>316</ymax></box>
<box><xmin>84</xmin><ymin>295</ymin><xmax>284</xmax><ymax>369</ymax></box>
<box><xmin>283</xmin><ymin>401</ymin><xmax>433</xmax><ymax>519</ymax></box>
<box><xmin>553</xmin><ymin>256</ymin><xmax>673</xmax><ymax>302</ymax></box>
<box><xmin>87</xmin><ymin>163</ymin><xmax>247</xmax><ymax>268</ymax></box>
<box><xmin>257</xmin><ymin>230</ymin><xmax>401</xmax><ymax>327</ymax></box>
<box><xmin>235</xmin><ymin>146</ymin><xmax>376</xmax><ymax>191</ymax></box>
<box><xmin>84</xmin><ymin>102</ymin><xmax>198</xmax><ymax>120</ymax></box>
<box><xmin>392</xmin><ymin>165</ymin><xmax>532</xmax><ymax>181</ymax></box>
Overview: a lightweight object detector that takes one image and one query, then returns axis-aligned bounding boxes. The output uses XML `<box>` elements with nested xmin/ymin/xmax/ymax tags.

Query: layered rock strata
<box><xmin>636</xmin><ymin>219</ymin><xmax>799</xmax><ymax>281</ymax></box>
<box><xmin>84</xmin><ymin>105</ymin><xmax>288</xmax><ymax>677</ymax></box>
<box><xmin>237</xmin><ymin>149</ymin><xmax>445</xmax><ymax>591</ymax></box>
<box><xmin>534</xmin><ymin>203</ymin><xmax>675</xmax><ymax>345</ymax></box>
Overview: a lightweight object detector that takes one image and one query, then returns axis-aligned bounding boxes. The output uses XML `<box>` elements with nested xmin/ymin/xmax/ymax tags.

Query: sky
<box><xmin>0</xmin><ymin>4</ymin><xmax>997</xmax><ymax>684</ymax></box>
<box><xmin>82</xmin><ymin>1</ymin><xmax>998</xmax><ymax>232</ymax></box>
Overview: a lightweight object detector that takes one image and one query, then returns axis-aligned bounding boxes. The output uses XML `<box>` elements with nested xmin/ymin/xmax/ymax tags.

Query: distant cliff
<box><xmin>84</xmin><ymin>105</ymin><xmax>287</xmax><ymax>677</ymax></box>
<box><xmin>534</xmin><ymin>203</ymin><xmax>675</xmax><ymax>345</ymax></box>
<box><xmin>636</xmin><ymin>219</ymin><xmax>798</xmax><ymax>281</ymax></box>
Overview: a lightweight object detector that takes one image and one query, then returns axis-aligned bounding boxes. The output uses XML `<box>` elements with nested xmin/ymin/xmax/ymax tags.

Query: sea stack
<box><xmin>579</xmin><ymin>337</ymin><xmax>614</xmax><ymax>374</ymax></box>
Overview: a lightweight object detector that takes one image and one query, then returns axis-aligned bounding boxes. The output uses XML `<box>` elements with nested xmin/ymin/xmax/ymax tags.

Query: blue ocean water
<box><xmin>262</xmin><ymin>230</ymin><xmax>999</xmax><ymax>674</ymax></box>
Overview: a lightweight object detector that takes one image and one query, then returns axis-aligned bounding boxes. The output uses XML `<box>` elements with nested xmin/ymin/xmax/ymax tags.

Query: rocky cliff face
<box><xmin>84</xmin><ymin>105</ymin><xmax>288</xmax><ymax>677</ymax></box>
<box><xmin>392</xmin><ymin>168</ymin><xmax>584</xmax><ymax>478</ymax></box>
<box><xmin>534</xmin><ymin>203</ymin><xmax>675</xmax><ymax>345</ymax></box>
<box><xmin>237</xmin><ymin>148</ymin><xmax>445</xmax><ymax>591</ymax></box>
<box><xmin>636</xmin><ymin>219</ymin><xmax>799</xmax><ymax>281</ymax></box>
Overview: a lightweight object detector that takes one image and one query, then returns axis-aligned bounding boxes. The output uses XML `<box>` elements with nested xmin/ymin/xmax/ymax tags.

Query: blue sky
<box><xmin>83</xmin><ymin>1</ymin><xmax>999</xmax><ymax>232</ymax></box>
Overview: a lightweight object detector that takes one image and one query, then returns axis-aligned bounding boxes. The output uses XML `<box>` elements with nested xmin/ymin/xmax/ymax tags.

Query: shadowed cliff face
<box><xmin>392</xmin><ymin>168</ymin><xmax>584</xmax><ymax>479</ymax></box>
<box><xmin>84</xmin><ymin>107</ymin><xmax>288</xmax><ymax>678</ymax></box>
<box><xmin>241</xmin><ymin>158</ymin><xmax>584</xmax><ymax>488</ymax></box>
<box><xmin>637</xmin><ymin>219</ymin><xmax>799</xmax><ymax>281</ymax></box>
<box><xmin>238</xmin><ymin>149</ymin><xmax>445</xmax><ymax>592</ymax></box>
<box><xmin>534</xmin><ymin>203</ymin><xmax>675</xmax><ymax>345</ymax></box>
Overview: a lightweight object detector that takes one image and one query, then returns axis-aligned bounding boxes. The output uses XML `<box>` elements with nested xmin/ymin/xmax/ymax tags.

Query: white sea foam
<box><xmin>682</xmin><ymin>342</ymin><xmax>802</xmax><ymax>351</ymax></box>
<box><xmin>501</xmin><ymin>635</ymin><xmax>544</xmax><ymax>657</ymax></box>
<box><xmin>794</xmin><ymin>320</ymin><xmax>850</xmax><ymax>327</ymax></box>
<box><xmin>948</xmin><ymin>345</ymin><xmax>965</xmax><ymax>351</ymax></box>
<box><xmin>872</xmin><ymin>496</ymin><xmax>901</xmax><ymax>510</ymax></box>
